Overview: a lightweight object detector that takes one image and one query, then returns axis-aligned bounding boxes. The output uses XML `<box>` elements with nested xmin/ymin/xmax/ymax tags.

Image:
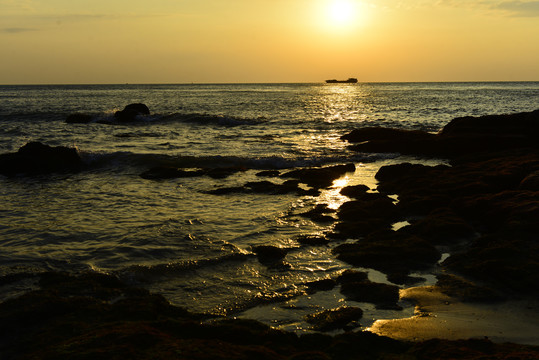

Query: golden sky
<box><xmin>1</xmin><ymin>0</ymin><xmax>538</xmax><ymax>84</ymax></box>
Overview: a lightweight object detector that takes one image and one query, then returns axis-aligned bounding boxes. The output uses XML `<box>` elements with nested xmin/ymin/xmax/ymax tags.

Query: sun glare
<box><xmin>318</xmin><ymin>0</ymin><xmax>367</xmax><ymax>31</ymax></box>
<box><xmin>330</xmin><ymin>0</ymin><xmax>355</xmax><ymax>24</ymax></box>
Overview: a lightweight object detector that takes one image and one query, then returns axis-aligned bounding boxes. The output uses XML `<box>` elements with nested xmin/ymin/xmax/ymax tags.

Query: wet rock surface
<box><xmin>0</xmin><ymin>142</ymin><xmax>82</xmax><ymax>176</ymax></box>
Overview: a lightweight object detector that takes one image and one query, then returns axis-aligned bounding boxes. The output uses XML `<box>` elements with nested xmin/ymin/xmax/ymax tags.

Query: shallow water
<box><xmin>1</xmin><ymin>82</ymin><xmax>538</xmax><ymax>331</ymax></box>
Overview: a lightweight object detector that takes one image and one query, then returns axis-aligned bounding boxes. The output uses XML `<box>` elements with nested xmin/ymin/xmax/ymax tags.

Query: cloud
<box><xmin>494</xmin><ymin>1</ymin><xmax>539</xmax><ymax>16</ymax></box>
<box><xmin>1</xmin><ymin>27</ymin><xmax>37</xmax><ymax>33</ymax></box>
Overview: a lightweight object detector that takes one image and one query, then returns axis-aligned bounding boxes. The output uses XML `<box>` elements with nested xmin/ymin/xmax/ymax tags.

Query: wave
<box><xmin>162</xmin><ymin>113</ymin><xmax>265</xmax><ymax>127</ymax></box>
<box><xmin>117</xmin><ymin>252</ymin><xmax>253</xmax><ymax>283</ymax></box>
<box><xmin>80</xmin><ymin>150</ymin><xmax>395</xmax><ymax>172</ymax></box>
<box><xmin>63</xmin><ymin>111</ymin><xmax>264</xmax><ymax>127</ymax></box>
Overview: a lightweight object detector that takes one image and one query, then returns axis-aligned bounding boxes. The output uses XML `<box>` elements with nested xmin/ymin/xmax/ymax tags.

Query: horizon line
<box><xmin>2</xmin><ymin>80</ymin><xmax>539</xmax><ymax>86</ymax></box>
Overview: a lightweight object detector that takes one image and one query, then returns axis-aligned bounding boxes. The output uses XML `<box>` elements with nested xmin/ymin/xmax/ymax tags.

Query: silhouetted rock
<box><xmin>439</xmin><ymin>109</ymin><xmax>539</xmax><ymax>137</ymax></box>
<box><xmin>66</xmin><ymin>113</ymin><xmax>93</xmax><ymax>123</ymax></box>
<box><xmin>336</xmin><ymin>273</ymin><xmax>401</xmax><ymax>309</ymax></box>
<box><xmin>342</xmin><ymin>109</ymin><xmax>539</xmax><ymax>158</ymax></box>
<box><xmin>0</xmin><ymin>142</ymin><xmax>82</xmax><ymax>176</ymax></box>
<box><xmin>304</xmin><ymin>279</ymin><xmax>337</xmax><ymax>294</ymax></box>
<box><xmin>300</xmin><ymin>204</ymin><xmax>336</xmax><ymax>223</ymax></box>
<box><xmin>336</xmin><ymin>270</ymin><xmax>369</xmax><ymax>285</ymax></box>
<box><xmin>339</xmin><ymin>184</ymin><xmax>370</xmax><ymax>198</ymax></box>
<box><xmin>114</xmin><ymin>103</ymin><xmax>150</xmax><ymax>122</ymax></box>
<box><xmin>281</xmin><ymin>164</ymin><xmax>355</xmax><ymax>188</ymax></box>
<box><xmin>252</xmin><ymin>245</ymin><xmax>289</xmax><ymax>265</ymax></box>
<box><xmin>330</xmin><ymin>193</ymin><xmax>398</xmax><ymax>239</ymax></box>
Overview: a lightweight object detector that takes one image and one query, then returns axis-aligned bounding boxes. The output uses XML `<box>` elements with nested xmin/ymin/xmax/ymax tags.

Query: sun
<box><xmin>329</xmin><ymin>0</ymin><xmax>355</xmax><ymax>24</ymax></box>
<box><xmin>315</xmin><ymin>0</ymin><xmax>370</xmax><ymax>33</ymax></box>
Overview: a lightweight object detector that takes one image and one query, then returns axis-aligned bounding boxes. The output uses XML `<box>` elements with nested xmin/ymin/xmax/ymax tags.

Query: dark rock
<box><xmin>305</xmin><ymin>306</ymin><xmax>363</xmax><ymax>331</ymax></box>
<box><xmin>114</xmin><ymin>103</ymin><xmax>150</xmax><ymax>122</ymax></box>
<box><xmin>386</xmin><ymin>273</ymin><xmax>425</xmax><ymax>286</ymax></box>
<box><xmin>335</xmin><ymin>270</ymin><xmax>400</xmax><ymax>309</ymax></box>
<box><xmin>343</xmin><ymin>109</ymin><xmax>539</xmax><ymax>158</ymax></box>
<box><xmin>300</xmin><ymin>204</ymin><xmax>336</xmax><ymax>223</ymax></box>
<box><xmin>336</xmin><ymin>270</ymin><xmax>369</xmax><ymax>284</ymax></box>
<box><xmin>402</xmin><ymin>208</ymin><xmax>475</xmax><ymax>245</ymax></box>
<box><xmin>339</xmin><ymin>279</ymin><xmax>401</xmax><ymax>309</ymax></box>
<box><xmin>439</xmin><ymin>109</ymin><xmax>539</xmax><ymax>137</ymax></box>
<box><xmin>66</xmin><ymin>113</ymin><xmax>93</xmax><ymax>124</ymax></box>
<box><xmin>333</xmin><ymin>230</ymin><xmax>440</xmax><ymax>274</ymax></box>
<box><xmin>339</xmin><ymin>184</ymin><xmax>370</xmax><ymax>198</ymax></box>
<box><xmin>442</xmin><ymin>231</ymin><xmax>539</xmax><ymax>295</ymax></box>
<box><xmin>304</xmin><ymin>279</ymin><xmax>337</xmax><ymax>293</ymax></box>
<box><xmin>0</xmin><ymin>142</ymin><xmax>82</xmax><ymax>176</ymax></box>
<box><xmin>337</xmin><ymin>195</ymin><xmax>397</xmax><ymax>222</ymax></box>
<box><xmin>330</xmin><ymin>194</ymin><xmax>398</xmax><ymax>238</ymax></box>
<box><xmin>281</xmin><ymin>164</ymin><xmax>356</xmax><ymax>189</ymax></box>
<box><xmin>252</xmin><ymin>245</ymin><xmax>290</xmax><ymax>265</ymax></box>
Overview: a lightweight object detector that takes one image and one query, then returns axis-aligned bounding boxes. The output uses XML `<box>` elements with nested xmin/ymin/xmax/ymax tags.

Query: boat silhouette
<box><xmin>326</xmin><ymin>78</ymin><xmax>358</xmax><ymax>84</ymax></box>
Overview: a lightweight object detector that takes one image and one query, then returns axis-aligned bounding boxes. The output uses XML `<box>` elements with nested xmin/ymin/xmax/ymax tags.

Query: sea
<box><xmin>1</xmin><ymin>82</ymin><xmax>539</xmax><ymax>333</ymax></box>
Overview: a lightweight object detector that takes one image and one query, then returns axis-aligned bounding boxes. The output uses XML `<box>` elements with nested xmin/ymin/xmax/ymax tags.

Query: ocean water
<box><xmin>1</xmin><ymin>82</ymin><xmax>538</xmax><ymax>332</ymax></box>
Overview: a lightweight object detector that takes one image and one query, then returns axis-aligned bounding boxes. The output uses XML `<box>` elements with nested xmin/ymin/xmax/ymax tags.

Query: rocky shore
<box><xmin>1</xmin><ymin>271</ymin><xmax>538</xmax><ymax>359</ymax></box>
<box><xmin>2</xmin><ymin>109</ymin><xmax>539</xmax><ymax>359</ymax></box>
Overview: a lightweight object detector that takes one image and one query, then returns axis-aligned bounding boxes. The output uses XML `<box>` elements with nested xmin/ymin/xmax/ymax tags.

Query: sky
<box><xmin>1</xmin><ymin>0</ymin><xmax>538</xmax><ymax>84</ymax></box>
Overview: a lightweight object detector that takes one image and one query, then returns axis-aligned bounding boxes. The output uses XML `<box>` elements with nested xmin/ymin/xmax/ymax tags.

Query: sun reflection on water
<box><xmin>317</xmin><ymin>175</ymin><xmax>352</xmax><ymax>210</ymax></box>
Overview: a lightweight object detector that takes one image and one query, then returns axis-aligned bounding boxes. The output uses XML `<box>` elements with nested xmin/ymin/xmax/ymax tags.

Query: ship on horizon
<box><xmin>325</xmin><ymin>78</ymin><xmax>358</xmax><ymax>84</ymax></box>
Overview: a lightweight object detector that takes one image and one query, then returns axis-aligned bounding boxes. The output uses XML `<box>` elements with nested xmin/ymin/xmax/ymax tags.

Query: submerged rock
<box><xmin>305</xmin><ymin>306</ymin><xmax>363</xmax><ymax>331</ymax></box>
<box><xmin>0</xmin><ymin>142</ymin><xmax>82</xmax><ymax>176</ymax></box>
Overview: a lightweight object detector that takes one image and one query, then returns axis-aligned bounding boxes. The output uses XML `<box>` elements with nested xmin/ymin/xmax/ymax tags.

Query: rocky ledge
<box><xmin>337</xmin><ymin>109</ymin><xmax>539</xmax><ymax>299</ymax></box>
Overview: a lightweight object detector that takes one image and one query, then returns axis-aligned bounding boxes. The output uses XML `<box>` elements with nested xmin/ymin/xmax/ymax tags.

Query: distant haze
<box><xmin>1</xmin><ymin>0</ymin><xmax>538</xmax><ymax>84</ymax></box>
